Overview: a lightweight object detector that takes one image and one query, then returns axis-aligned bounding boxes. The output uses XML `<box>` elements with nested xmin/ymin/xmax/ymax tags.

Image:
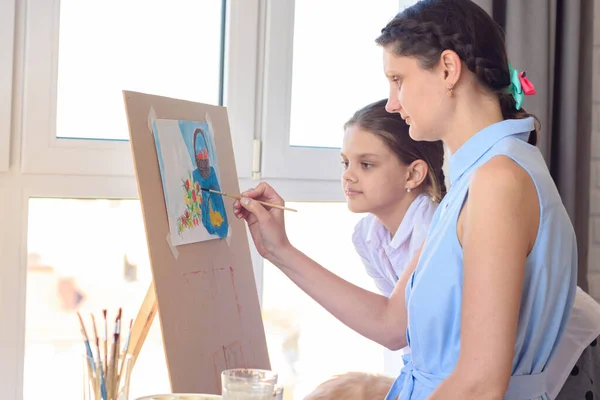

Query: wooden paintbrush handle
<box><xmin>256</xmin><ymin>200</ymin><xmax>297</xmax><ymax>212</ymax></box>
<box><xmin>217</xmin><ymin>190</ymin><xmax>297</xmax><ymax>212</ymax></box>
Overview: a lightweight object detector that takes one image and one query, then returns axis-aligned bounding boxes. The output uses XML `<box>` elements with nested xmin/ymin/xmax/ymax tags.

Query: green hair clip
<box><xmin>509</xmin><ymin>63</ymin><xmax>524</xmax><ymax>110</ymax></box>
<box><xmin>508</xmin><ymin>63</ymin><xmax>536</xmax><ymax>110</ymax></box>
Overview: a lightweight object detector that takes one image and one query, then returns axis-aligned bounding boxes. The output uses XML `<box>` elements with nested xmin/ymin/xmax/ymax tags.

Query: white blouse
<box><xmin>352</xmin><ymin>193</ymin><xmax>437</xmax><ymax>297</ymax></box>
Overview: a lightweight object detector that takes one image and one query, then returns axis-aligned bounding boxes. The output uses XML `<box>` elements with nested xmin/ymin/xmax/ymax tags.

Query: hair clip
<box><xmin>508</xmin><ymin>63</ymin><xmax>536</xmax><ymax>110</ymax></box>
<box><xmin>518</xmin><ymin>71</ymin><xmax>536</xmax><ymax>96</ymax></box>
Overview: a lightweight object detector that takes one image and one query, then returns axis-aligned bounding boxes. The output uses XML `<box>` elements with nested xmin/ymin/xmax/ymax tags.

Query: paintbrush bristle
<box><xmin>76</xmin><ymin>312</ymin><xmax>89</xmax><ymax>340</ymax></box>
<box><xmin>91</xmin><ymin>314</ymin><xmax>99</xmax><ymax>337</ymax></box>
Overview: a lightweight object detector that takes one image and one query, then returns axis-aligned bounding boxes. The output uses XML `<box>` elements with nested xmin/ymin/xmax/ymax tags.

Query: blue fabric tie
<box><xmin>384</xmin><ymin>354</ymin><xmax>548</xmax><ymax>399</ymax></box>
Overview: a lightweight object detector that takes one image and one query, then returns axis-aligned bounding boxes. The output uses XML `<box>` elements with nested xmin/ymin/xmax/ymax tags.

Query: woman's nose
<box><xmin>385</xmin><ymin>93</ymin><xmax>402</xmax><ymax>114</ymax></box>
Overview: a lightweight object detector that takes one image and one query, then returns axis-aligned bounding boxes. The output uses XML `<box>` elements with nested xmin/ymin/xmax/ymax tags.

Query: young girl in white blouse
<box><xmin>345</xmin><ymin>99</ymin><xmax>444</xmax><ymax>298</ymax></box>
<box><xmin>343</xmin><ymin>99</ymin><xmax>444</xmax><ymax>373</ymax></box>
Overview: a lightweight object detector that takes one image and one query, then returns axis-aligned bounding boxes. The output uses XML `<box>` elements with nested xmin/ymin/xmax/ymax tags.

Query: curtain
<box><xmin>474</xmin><ymin>0</ymin><xmax>595</xmax><ymax>291</ymax></box>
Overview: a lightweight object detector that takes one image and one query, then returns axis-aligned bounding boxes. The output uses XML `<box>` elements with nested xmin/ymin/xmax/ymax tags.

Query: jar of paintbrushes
<box><xmin>78</xmin><ymin>308</ymin><xmax>134</xmax><ymax>400</ymax></box>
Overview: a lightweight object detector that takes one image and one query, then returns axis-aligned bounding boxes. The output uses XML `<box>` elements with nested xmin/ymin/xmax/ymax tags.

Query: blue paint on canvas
<box><xmin>150</xmin><ymin>118</ymin><xmax>229</xmax><ymax>246</ymax></box>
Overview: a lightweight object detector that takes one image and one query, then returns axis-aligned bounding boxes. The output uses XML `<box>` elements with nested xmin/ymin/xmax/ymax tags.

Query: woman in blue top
<box><xmin>374</xmin><ymin>1</ymin><xmax>576</xmax><ymax>397</ymax></box>
<box><xmin>235</xmin><ymin>0</ymin><xmax>581</xmax><ymax>398</ymax></box>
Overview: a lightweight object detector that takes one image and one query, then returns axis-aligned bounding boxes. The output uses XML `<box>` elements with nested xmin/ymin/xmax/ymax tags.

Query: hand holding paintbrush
<box><xmin>202</xmin><ymin>187</ymin><xmax>297</xmax><ymax>212</ymax></box>
<box><xmin>231</xmin><ymin>182</ymin><xmax>301</xmax><ymax>265</ymax></box>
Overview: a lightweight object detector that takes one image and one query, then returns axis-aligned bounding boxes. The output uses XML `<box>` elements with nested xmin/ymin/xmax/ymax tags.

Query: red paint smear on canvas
<box><xmin>229</xmin><ymin>266</ymin><xmax>242</xmax><ymax>314</ymax></box>
<box><xmin>182</xmin><ymin>269</ymin><xmax>206</xmax><ymax>284</ymax></box>
<box><xmin>183</xmin><ymin>269</ymin><xmax>206</xmax><ymax>277</ymax></box>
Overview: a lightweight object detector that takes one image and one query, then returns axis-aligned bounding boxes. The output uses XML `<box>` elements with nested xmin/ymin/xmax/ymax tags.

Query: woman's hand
<box><xmin>233</xmin><ymin>182</ymin><xmax>292</xmax><ymax>264</ymax></box>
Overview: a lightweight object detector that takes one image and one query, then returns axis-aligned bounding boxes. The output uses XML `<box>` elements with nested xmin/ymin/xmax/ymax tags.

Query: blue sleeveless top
<box><xmin>385</xmin><ymin>118</ymin><xmax>578</xmax><ymax>400</ymax></box>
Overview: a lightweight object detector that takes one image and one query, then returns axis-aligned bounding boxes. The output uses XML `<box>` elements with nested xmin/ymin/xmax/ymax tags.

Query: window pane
<box><xmin>24</xmin><ymin>199</ymin><xmax>169</xmax><ymax>400</ymax></box>
<box><xmin>56</xmin><ymin>0</ymin><xmax>224</xmax><ymax>140</ymax></box>
<box><xmin>288</xmin><ymin>1</ymin><xmax>399</xmax><ymax>148</ymax></box>
<box><xmin>262</xmin><ymin>202</ymin><xmax>384</xmax><ymax>399</ymax></box>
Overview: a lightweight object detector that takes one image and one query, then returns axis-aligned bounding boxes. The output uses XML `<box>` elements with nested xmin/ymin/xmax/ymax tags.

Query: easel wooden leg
<box><xmin>127</xmin><ymin>281</ymin><xmax>158</xmax><ymax>369</ymax></box>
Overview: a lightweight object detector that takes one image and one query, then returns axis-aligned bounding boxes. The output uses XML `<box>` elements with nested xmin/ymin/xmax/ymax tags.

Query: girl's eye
<box><xmin>361</xmin><ymin>162</ymin><xmax>373</xmax><ymax>169</ymax></box>
<box><xmin>341</xmin><ymin>160</ymin><xmax>349</xmax><ymax>168</ymax></box>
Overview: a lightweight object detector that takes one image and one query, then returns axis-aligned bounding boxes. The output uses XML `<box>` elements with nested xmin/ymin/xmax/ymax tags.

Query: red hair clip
<box><xmin>518</xmin><ymin>71</ymin><xmax>536</xmax><ymax>96</ymax></box>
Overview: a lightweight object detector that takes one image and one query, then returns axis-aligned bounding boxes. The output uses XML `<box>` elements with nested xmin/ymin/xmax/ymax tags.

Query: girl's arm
<box><xmin>236</xmin><ymin>182</ymin><xmax>421</xmax><ymax>349</ymax></box>
<box><xmin>275</xmin><ymin>242</ymin><xmax>422</xmax><ymax>350</ymax></box>
<box><xmin>427</xmin><ymin>156</ymin><xmax>539</xmax><ymax>400</ymax></box>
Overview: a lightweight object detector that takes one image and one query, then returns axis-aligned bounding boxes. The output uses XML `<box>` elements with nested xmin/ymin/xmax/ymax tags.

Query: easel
<box><xmin>126</xmin><ymin>282</ymin><xmax>158</xmax><ymax>370</ymax></box>
<box><xmin>123</xmin><ymin>90</ymin><xmax>270</xmax><ymax>394</ymax></box>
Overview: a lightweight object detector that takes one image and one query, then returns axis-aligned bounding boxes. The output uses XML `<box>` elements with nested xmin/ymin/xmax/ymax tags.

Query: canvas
<box><xmin>150</xmin><ymin>117</ymin><xmax>229</xmax><ymax>246</ymax></box>
<box><xmin>124</xmin><ymin>91</ymin><xmax>270</xmax><ymax>394</ymax></box>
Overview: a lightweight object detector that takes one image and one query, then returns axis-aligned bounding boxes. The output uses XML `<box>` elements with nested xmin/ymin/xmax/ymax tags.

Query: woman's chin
<box><xmin>408</xmin><ymin>125</ymin><xmax>422</xmax><ymax>141</ymax></box>
<box><xmin>409</xmin><ymin>126</ymin><xmax>439</xmax><ymax>142</ymax></box>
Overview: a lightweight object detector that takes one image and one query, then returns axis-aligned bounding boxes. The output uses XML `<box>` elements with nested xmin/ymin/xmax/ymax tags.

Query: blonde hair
<box><xmin>303</xmin><ymin>372</ymin><xmax>395</xmax><ymax>400</ymax></box>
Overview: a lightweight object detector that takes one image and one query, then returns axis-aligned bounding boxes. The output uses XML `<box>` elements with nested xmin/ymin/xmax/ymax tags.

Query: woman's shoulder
<box><xmin>470</xmin><ymin>155</ymin><xmax>536</xmax><ymax>200</ymax></box>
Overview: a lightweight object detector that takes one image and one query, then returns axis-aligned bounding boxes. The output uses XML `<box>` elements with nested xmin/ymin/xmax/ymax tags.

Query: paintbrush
<box><xmin>91</xmin><ymin>313</ymin><xmax>107</xmax><ymax>400</ymax></box>
<box><xmin>107</xmin><ymin>308</ymin><xmax>122</xmax><ymax>399</ymax></box>
<box><xmin>102</xmin><ymin>309</ymin><xmax>108</xmax><ymax>381</ymax></box>
<box><xmin>77</xmin><ymin>312</ymin><xmax>99</xmax><ymax>398</ymax></box>
<box><xmin>200</xmin><ymin>187</ymin><xmax>297</xmax><ymax>212</ymax></box>
<box><xmin>117</xmin><ymin>318</ymin><xmax>133</xmax><ymax>390</ymax></box>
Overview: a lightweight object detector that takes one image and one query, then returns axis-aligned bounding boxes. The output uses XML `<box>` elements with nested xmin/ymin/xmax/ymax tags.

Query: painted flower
<box><xmin>177</xmin><ymin>173</ymin><xmax>206</xmax><ymax>235</ymax></box>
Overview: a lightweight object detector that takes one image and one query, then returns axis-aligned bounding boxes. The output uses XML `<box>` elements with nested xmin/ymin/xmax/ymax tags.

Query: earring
<box><xmin>446</xmin><ymin>84</ymin><xmax>454</xmax><ymax>97</ymax></box>
<box><xmin>406</xmin><ymin>188</ymin><xmax>412</xmax><ymax>193</ymax></box>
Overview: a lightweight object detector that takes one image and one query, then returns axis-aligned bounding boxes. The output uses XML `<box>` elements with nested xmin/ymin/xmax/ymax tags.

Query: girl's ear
<box><xmin>406</xmin><ymin>160</ymin><xmax>428</xmax><ymax>190</ymax></box>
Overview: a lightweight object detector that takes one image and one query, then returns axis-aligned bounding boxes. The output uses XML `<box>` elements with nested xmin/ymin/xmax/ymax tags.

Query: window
<box><xmin>2</xmin><ymin>1</ymin><xmax>427</xmax><ymax>398</ymax></box>
<box><xmin>259</xmin><ymin>0</ymin><xmax>400</xmax><ymax>182</ymax></box>
<box><xmin>1</xmin><ymin>0</ymin><xmax>264</xmax><ymax>398</ymax></box>
<box><xmin>289</xmin><ymin>2</ymin><xmax>400</xmax><ymax>149</ymax></box>
<box><xmin>0</xmin><ymin>0</ymin><xmax>15</xmax><ymax>171</ymax></box>
<box><xmin>261</xmin><ymin>202</ymin><xmax>385</xmax><ymax>399</ymax></box>
<box><xmin>24</xmin><ymin>198</ymin><xmax>170</xmax><ymax>400</ymax></box>
<box><xmin>55</xmin><ymin>1</ymin><xmax>223</xmax><ymax>141</ymax></box>
<box><xmin>20</xmin><ymin>0</ymin><xmax>225</xmax><ymax>175</ymax></box>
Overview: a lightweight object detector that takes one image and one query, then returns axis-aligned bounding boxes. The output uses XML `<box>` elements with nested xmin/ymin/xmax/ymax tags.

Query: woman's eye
<box><xmin>361</xmin><ymin>163</ymin><xmax>373</xmax><ymax>169</ymax></box>
<box><xmin>341</xmin><ymin>161</ymin><xmax>349</xmax><ymax>168</ymax></box>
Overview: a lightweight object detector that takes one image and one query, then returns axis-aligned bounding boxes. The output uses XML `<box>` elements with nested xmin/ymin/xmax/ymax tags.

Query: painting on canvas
<box><xmin>150</xmin><ymin>118</ymin><xmax>229</xmax><ymax>246</ymax></box>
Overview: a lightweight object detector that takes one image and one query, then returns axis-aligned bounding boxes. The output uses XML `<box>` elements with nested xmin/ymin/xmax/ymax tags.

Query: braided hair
<box><xmin>376</xmin><ymin>0</ymin><xmax>539</xmax><ymax>145</ymax></box>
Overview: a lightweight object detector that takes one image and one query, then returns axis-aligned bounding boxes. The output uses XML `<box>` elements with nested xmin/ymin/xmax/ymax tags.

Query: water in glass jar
<box><xmin>221</xmin><ymin>382</ymin><xmax>273</xmax><ymax>400</ymax></box>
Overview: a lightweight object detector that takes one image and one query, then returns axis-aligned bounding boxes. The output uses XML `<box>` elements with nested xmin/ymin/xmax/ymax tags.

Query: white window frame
<box><xmin>20</xmin><ymin>0</ymin><xmax>257</xmax><ymax>180</ymax></box>
<box><xmin>259</xmin><ymin>0</ymin><xmax>343</xmax><ymax>183</ymax></box>
<box><xmin>0</xmin><ymin>0</ymin><xmax>262</xmax><ymax>398</ymax></box>
<box><xmin>1</xmin><ymin>0</ymin><xmax>422</xmax><ymax>396</ymax></box>
<box><xmin>257</xmin><ymin>0</ymin><xmax>410</xmax><ymax>202</ymax></box>
<box><xmin>20</xmin><ymin>0</ymin><xmax>134</xmax><ymax>176</ymax></box>
<box><xmin>0</xmin><ymin>0</ymin><xmax>15</xmax><ymax>172</ymax></box>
